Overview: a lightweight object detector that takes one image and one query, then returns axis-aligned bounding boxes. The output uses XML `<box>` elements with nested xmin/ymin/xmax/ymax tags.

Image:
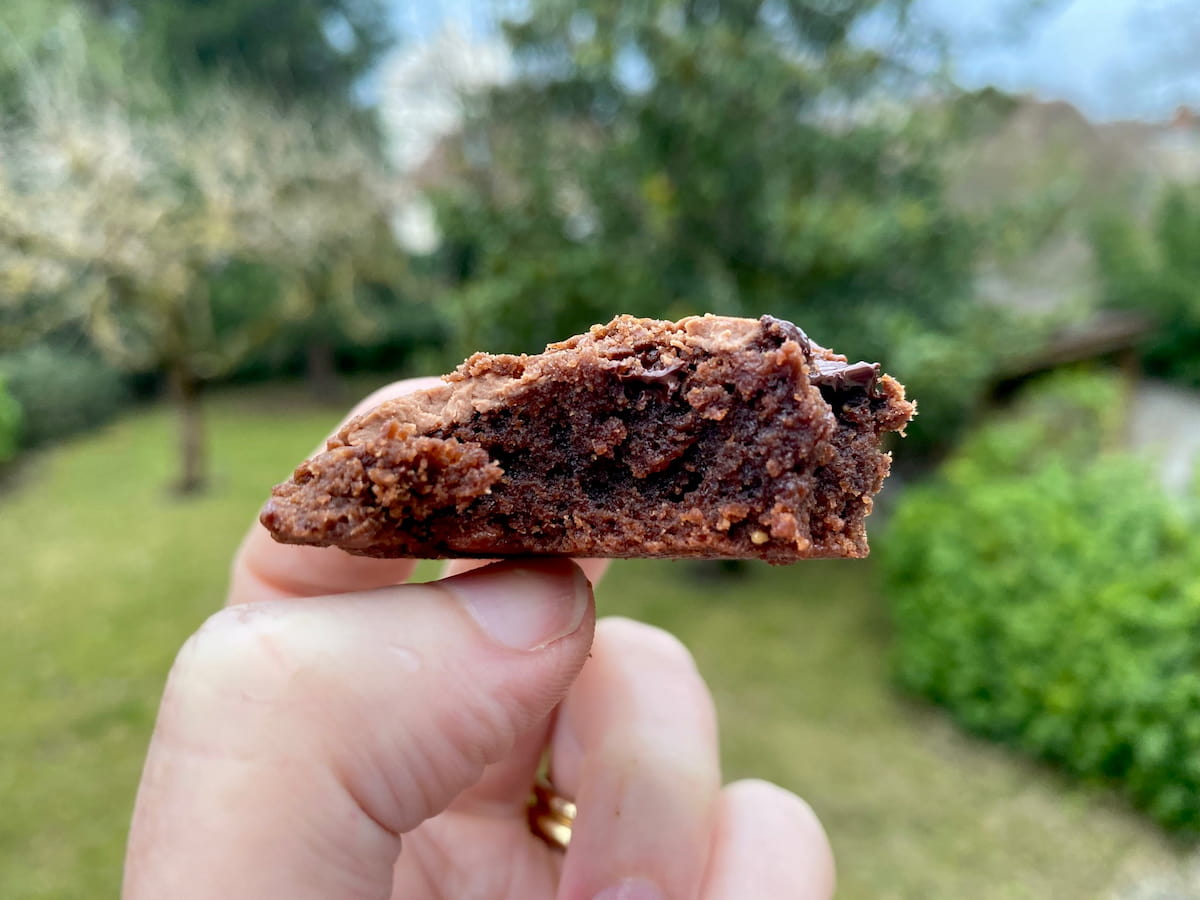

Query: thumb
<box><xmin>124</xmin><ymin>560</ymin><xmax>594</xmax><ymax>900</ymax></box>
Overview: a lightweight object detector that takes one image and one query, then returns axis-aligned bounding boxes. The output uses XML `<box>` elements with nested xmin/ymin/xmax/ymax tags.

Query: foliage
<box><xmin>81</xmin><ymin>0</ymin><xmax>392</xmax><ymax>102</ymax></box>
<box><xmin>883</xmin><ymin>371</ymin><xmax>1200</xmax><ymax>832</ymax></box>
<box><xmin>0</xmin><ymin>375</ymin><xmax>20</xmax><ymax>463</ymax></box>
<box><xmin>0</xmin><ymin>43</ymin><xmax>392</xmax><ymax>370</ymax></box>
<box><xmin>430</xmin><ymin>0</ymin><xmax>1004</xmax><ymax>445</ymax></box>
<box><xmin>0</xmin><ymin>345</ymin><xmax>129</xmax><ymax>449</ymax></box>
<box><xmin>1</xmin><ymin>0</ymin><xmax>67</xmax><ymax>99</ymax></box>
<box><xmin>0</xmin><ymin>15</ymin><xmax>402</xmax><ymax>488</ymax></box>
<box><xmin>872</xmin><ymin>300</ymin><xmax>1046</xmax><ymax>446</ymax></box>
<box><xmin>1091</xmin><ymin>182</ymin><xmax>1200</xmax><ymax>385</ymax></box>
<box><xmin>232</xmin><ymin>288</ymin><xmax>452</xmax><ymax>383</ymax></box>
<box><xmin>1</xmin><ymin>3</ymin><xmax>158</xmax><ymax>123</ymax></box>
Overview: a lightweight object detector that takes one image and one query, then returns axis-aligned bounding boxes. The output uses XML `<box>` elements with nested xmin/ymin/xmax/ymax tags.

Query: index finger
<box><xmin>227</xmin><ymin>377</ymin><xmax>444</xmax><ymax>605</ymax></box>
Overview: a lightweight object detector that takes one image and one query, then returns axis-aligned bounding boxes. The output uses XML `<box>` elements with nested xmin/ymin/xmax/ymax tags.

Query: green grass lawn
<box><xmin>0</xmin><ymin>383</ymin><xmax>1192</xmax><ymax>898</ymax></box>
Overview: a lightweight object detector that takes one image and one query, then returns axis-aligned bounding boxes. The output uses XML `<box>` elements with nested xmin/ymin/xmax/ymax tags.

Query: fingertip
<box><xmin>440</xmin><ymin>557</ymin><xmax>611</xmax><ymax>585</ymax></box>
<box><xmin>230</xmin><ymin>377</ymin><xmax>446</xmax><ymax>606</ymax></box>
<box><xmin>343</xmin><ymin>376</ymin><xmax>447</xmax><ymax>425</ymax></box>
<box><xmin>576</xmin><ymin>558</ymin><xmax>611</xmax><ymax>584</ymax></box>
<box><xmin>442</xmin><ymin>556</ymin><xmax>588</xmax><ymax>582</ymax></box>
<box><xmin>443</xmin><ymin>560</ymin><xmax>594</xmax><ymax>655</ymax></box>
<box><xmin>704</xmin><ymin>779</ymin><xmax>836</xmax><ymax>900</ymax></box>
<box><xmin>229</xmin><ymin>533</ymin><xmax>419</xmax><ymax>605</ymax></box>
<box><xmin>594</xmin><ymin>617</ymin><xmax>702</xmax><ymax>677</ymax></box>
<box><xmin>724</xmin><ymin>779</ymin><xmax>832</xmax><ymax>853</ymax></box>
<box><xmin>439</xmin><ymin>558</ymin><xmax>499</xmax><ymax>579</ymax></box>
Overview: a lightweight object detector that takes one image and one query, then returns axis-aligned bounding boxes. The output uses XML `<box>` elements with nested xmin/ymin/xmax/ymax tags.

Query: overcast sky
<box><xmin>914</xmin><ymin>0</ymin><xmax>1199</xmax><ymax>120</ymax></box>
<box><xmin>387</xmin><ymin>0</ymin><xmax>1200</xmax><ymax>122</ymax></box>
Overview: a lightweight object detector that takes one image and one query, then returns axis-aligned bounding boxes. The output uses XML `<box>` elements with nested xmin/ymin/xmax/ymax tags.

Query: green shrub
<box><xmin>1091</xmin><ymin>183</ymin><xmax>1200</xmax><ymax>387</ymax></box>
<box><xmin>0</xmin><ymin>345</ymin><xmax>129</xmax><ymax>447</ymax></box>
<box><xmin>882</xmin><ymin>371</ymin><xmax>1200</xmax><ymax>832</ymax></box>
<box><xmin>0</xmin><ymin>375</ymin><xmax>20</xmax><ymax>462</ymax></box>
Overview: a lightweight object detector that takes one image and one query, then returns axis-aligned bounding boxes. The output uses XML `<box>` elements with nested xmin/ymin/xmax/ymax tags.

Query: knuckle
<box><xmin>350</xmin><ymin>377</ymin><xmax>444</xmax><ymax>420</ymax></box>
<box><xmin>174</xmin><ymin>601</ymin><xmax>302</xmax><ymax>698</ymax></box>
<box><xmin>436</xmin><ymin>682</ymin><xmax>521</xmax><ymax>760</ymax></box>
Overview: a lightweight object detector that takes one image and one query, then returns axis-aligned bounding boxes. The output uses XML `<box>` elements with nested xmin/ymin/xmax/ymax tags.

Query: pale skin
<box><xmin>123</xmin><ymin>379</ymin><xmax>836</xmax><ymax>900</ymax></box>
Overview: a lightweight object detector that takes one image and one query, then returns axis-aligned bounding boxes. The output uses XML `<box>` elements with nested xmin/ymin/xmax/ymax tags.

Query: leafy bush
<box><xmin>0</xmin><ymin>345</ymin><xmax>129</xmax><ymax>447</ymax></box>
<box><xmin>883</xmin><ymin>371</ymin><xmax>1200</xmax><ymax>832</ymax></box>
<box><xmin>868</xmin><ymin>302</ymin><xmax>1048</xmax><ymax>451</ymax></box>
<box><xmin>0</xmin><ymin>375</ymin><xmax>20</xmax><ymax>462</ymax></box>
<box><xmin>1091</xmin><ymin>183</ymin><xmax>1200</xmax><ymax>386</ymax></box>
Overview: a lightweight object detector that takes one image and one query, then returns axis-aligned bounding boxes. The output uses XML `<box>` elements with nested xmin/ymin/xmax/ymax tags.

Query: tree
<box><xmin>431</xmin><ymin>0</ymin><xmax>994</xmax><ymax>444</ymax></box>
<box><xmin>1091</xmin><ymin>183</ymin><xmax>1200</xmax><ymax>385</ymax></box>
<box><xmin>81</xmin><ymin>0</ymin><xmax>392</xmax><ymax>102</ymax></box>
<box><xmin>1</xmin><ymin>0</ymin><xmax>129</xmax><ymax>117</ymax></box>
<box><xmin>0</xmin><ymin>19</ymin><xmax>399</xmax><ymax>492</ymax></box>
<box><xmin>61</xmin><ymin>0</ymin><xmax>403</xmax><ymax>396</ymax></box>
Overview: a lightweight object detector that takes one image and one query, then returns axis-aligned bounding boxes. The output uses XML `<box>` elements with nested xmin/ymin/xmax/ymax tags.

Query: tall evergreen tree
<box><xmin>434</xmin><ymin>0</ymin><xmax>988</xmax><ymax>442</ymax></box>
<box><xmin>82</xmin><ymin>0</ymin><xmax>391</xmax><ymax>101</ymax></box>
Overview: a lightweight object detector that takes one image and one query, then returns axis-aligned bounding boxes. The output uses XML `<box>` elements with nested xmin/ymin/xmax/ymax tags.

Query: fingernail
<box><xmin>450</xmin><ymin>562</ymin><xmax>590</xmax><ymax>651</ymax></box>
<box><xmin>593</xmin><ymin>878</ymin><xmax>665</xmax><ymax>900</ymax></box>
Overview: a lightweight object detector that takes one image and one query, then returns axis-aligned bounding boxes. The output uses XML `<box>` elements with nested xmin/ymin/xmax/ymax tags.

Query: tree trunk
<box><xmin>304</xmin><ymin>337</ymin><xmax>342</xmax><ymax>404</ymax></box>
<box><xmin>169</xmin><ymin>363</ymin><xmax>207</xmax><ymax>495</ymax></box>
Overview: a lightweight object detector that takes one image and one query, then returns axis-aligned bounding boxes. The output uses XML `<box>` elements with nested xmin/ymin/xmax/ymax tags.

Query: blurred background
<box><xmin>3</xmin><ymin>0</ymin><xmax>1200</xmax><ymax>896</ymax></box>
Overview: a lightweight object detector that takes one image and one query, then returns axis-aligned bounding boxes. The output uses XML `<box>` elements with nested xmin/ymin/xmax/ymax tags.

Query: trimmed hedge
<box><xmin>883</xmin><ymin>372</ymin><xmax>1200</xmax><ymax>832</ymax></box>
<box><xmin>0</xmin><ymin>345</ymin><xmax>129</xmax><ymax>447</ymax></box>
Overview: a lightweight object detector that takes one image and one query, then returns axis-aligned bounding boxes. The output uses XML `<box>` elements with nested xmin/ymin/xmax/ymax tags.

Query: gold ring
<box><xmin>528</xmin><ymin>776</ymin><xmax>575</xmax><ymax>851</ymax></box>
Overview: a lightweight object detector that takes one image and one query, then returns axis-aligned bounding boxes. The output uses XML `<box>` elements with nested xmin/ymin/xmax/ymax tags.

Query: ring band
<box><xmin>528</xmin><ymin>776</ymin><xmax>575</xmax><ymax>851</ymax></box>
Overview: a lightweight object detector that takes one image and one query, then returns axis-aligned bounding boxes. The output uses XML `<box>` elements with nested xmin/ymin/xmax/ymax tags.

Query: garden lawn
<box><xmin>0</xmin><ymin>383</ymin><xmax>1191</xmax><ymax>898</ymax></box>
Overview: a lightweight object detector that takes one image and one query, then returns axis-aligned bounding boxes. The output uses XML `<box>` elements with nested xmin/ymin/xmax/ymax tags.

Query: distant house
<box><xmin>1150</xmin><ymin>104</ymin><xmax>1200</xmax><ymax>182</ymax></box>
<box><xmin>955</xmin><ymin>98</ymin><xmax>1200</xmax><ymax>485</ymax></box>
<box><xmin>954</xmin><ymin>97</ymin><xmax>1200</xmax><ymax>326</ymax></box>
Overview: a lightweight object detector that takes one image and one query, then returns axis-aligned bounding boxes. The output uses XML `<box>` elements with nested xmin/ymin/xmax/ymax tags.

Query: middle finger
<box><xmin>550</xmin><ymin>617</ymin><xmax>721</xmax><ymax>900</ymax></box>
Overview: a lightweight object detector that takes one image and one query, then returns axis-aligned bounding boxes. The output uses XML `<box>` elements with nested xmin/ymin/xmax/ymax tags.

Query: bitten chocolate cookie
<box><xmin>261</xmin><ymin>314</ymin><xmax>914</xmax><ymax>563</ymax></box>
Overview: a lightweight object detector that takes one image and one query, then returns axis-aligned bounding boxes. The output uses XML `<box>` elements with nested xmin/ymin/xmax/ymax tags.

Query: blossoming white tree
<box><xmin>0</xmin><ymin>17</ymin><xmax>397</xmax><ymax>491</ymax></box>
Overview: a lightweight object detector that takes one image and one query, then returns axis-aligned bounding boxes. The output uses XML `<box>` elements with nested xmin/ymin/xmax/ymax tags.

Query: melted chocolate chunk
<box><xmin>758</xmin><ymin>314</ymin><xmax>881</xmax><ymax>397</ymax></box>
<box><xmin>759</xmin><ymin>314</ymin><xmax>813</xmax><ymax>353</ymax></box>
<box><xmin>627</xmin><ymin>360</ymin><xmax>686</xmax><ymax>384</ymax></box>
<box><xmin>812</xmin><ymin>359</ymin><xmax>881</xmax><ymax>397</ymax></box>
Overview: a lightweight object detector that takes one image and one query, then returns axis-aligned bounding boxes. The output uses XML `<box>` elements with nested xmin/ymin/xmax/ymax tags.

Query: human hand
<box><xmin>123</xmin><ymin>380</ymin><xmax>835</xmax><ymax>900</ymax></box>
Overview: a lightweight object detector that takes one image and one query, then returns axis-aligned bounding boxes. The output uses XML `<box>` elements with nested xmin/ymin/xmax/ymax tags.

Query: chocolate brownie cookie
<box><xmin>261</xmin><ymin>314</ymin><xmax>914</xmax><ymax>562</ymax></box>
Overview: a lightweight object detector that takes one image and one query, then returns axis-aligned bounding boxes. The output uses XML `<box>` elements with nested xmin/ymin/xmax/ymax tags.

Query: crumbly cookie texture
<box><xmin>261</xmin><ymin>314</ymin><xmax>914</xmax><ymax>563</ymax></box>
